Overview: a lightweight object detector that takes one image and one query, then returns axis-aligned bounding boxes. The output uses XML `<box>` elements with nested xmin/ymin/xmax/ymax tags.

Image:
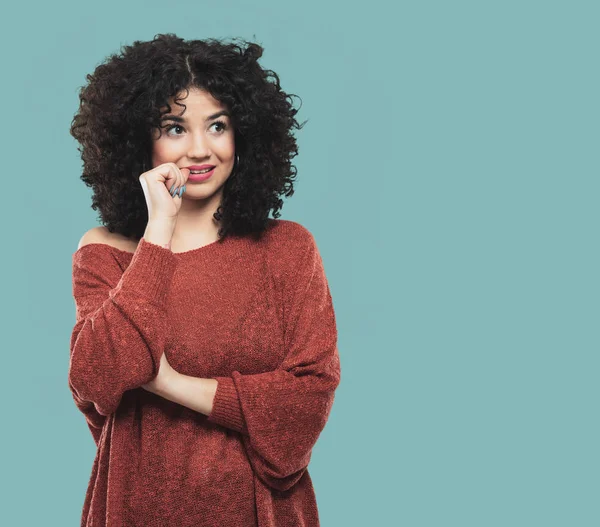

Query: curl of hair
<box><xmin>70</xmin><ymin>34</ymin><xmax>307</xmax><ymax>240</ymax></box>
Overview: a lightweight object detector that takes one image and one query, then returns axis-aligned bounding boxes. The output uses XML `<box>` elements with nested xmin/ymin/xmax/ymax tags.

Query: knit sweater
<box><xmin>68</xmin><ymin>218</ymin><xmax>341</xmax><ymax>527</ymax></box>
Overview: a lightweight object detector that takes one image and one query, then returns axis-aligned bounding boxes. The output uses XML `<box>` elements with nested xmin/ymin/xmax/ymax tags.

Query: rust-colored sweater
<box><xmin>68</xmin><ymin>219</ymin><xmax>341</xmax><ymax>527</ymax></box>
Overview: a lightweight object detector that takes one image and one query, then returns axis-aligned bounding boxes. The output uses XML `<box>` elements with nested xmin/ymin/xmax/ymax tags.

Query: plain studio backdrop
<box><xmin>0</xmin><ymin>0</ymin><xmax>597</xmax><ymax>525</ymax></box>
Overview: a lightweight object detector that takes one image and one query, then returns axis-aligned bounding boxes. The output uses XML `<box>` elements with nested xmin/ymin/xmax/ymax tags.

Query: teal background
<box><xmin>0</xmin><ymin>0</ymin><xmax>597</xmax><ymax>525</ymax></box>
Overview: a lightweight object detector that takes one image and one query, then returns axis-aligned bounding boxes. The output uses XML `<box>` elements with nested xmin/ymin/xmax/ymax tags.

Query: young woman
<box><xmin>68</xmin><ymin>34</ymin><xmax>341</xmax><ymax>526</ymax></box>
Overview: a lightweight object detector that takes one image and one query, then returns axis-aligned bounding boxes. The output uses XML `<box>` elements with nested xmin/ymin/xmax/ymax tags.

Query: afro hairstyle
<box><xmin>70</xmin><ymin>33</ymin><xmax>307</xmax><ymax>241</ymax></box>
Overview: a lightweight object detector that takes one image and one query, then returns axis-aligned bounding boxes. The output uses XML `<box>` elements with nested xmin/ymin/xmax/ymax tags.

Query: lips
<box><xmin>185</xmin><ymin>164</ymin><xmax>215</xmax><ymax>171</ymax></box>
<box><xmin>187</xmin><ymin>167</ymin><xmax>215</xmax><ymax>182</ymax></box>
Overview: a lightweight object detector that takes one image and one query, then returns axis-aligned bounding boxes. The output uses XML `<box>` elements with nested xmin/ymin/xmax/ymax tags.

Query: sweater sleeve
<box><xmin>68</xmin><ymin>237</ymin><xmax>178</xmax><ymax>424</ymax></box>
<box><xmin>207</xmin><ymin>231</ymin><xmax>341</xmax><ymax>492</ymax></box>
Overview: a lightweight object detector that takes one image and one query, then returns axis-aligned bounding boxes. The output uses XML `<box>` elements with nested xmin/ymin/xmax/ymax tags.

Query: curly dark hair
<box><xmin>69</xmin><ymin>33</ymin><xmax>307</xmax><ymax>241</ymax></box>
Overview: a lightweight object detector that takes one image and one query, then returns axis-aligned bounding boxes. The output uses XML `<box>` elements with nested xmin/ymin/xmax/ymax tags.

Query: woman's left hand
<box><xmin>141</xmin><ymin>352</ymin><xmax>177</xmax><ymax>394</ymax></box>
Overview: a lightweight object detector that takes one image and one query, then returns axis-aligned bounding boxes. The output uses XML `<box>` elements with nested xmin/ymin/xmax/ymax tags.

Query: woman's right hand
<box><xmin>138</xmin><ymin>162</ymin><xmax>190</xmax><ymax>248</ymax></box>
<box><xmin>138</xmin><ymin>162</ymin><xmax>190</xmax><ymax>222</ymax></box>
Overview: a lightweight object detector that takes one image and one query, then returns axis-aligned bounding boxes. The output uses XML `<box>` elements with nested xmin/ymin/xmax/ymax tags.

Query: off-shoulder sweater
<box><xmin>68</xmin><ymin>218</ymin><xmax>341</xmax><ymax>527</ymax></box>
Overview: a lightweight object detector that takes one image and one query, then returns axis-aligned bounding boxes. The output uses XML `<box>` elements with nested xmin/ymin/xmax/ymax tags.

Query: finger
<box><xmin>168</xmin><ymin>164</ymin><xmax>180</xmax><ymax>196</ymax></box>
<box><xmin>177</xmin><ymin>168</ymin><xmax>190</xmax><ymax>198</ymax></box>
<box><xmin>179</xmin><ymin>166</ymin><xmax>190</xmax><ymax>179</ymax></box>
<box><xmin>172</xmin><ymin>164</ymin><xmax>187</xmax><ymax>193</ymax></box>
<box><xmin>170</xmin><ymin>165</ymin><xmax>190</xmax><ymax>197</ymax></box>
<box><xmin>151</xmin><ymin>162</ymin><xmax>176</xmax><ymax>184</ymax></box>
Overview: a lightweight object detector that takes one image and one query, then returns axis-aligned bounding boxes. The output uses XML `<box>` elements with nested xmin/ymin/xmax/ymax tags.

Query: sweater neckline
<box><xmin>170</xmin><ymin>236</ymin><xmax>228</xmax><ymax>256</ymax></box>
<box><xmin>74</xmin><ymin>236</ymin><xmax>229</xmax><ymax>259</ymax></box>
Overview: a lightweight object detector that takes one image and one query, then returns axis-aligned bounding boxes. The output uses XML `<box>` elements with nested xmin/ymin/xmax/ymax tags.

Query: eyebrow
<box><xmin>160</xmin><ymin>110</ymin><xmax>230</xmax><ymax>123</ymax></box>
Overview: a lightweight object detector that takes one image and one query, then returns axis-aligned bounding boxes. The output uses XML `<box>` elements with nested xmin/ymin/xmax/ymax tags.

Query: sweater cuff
<box><xmin>115</xmin><ymin>237</ymin><xmax>177</xmax><ymax>305</ymax></box>
<box><xmin>207</xmin><ymin>376</ymin><xmax>247</xmax><ymax>434</ymax></box>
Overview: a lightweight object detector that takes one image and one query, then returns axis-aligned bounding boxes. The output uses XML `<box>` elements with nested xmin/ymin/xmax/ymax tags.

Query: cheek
<box><xmin>152</xmin><ymin>139</ymin><xmax>180</xmax><ymax>161</ymax></box>
<box><xmin>217</xmin><ymin>135</ymin><xmax>236</xmax><ymax>157</ymax></box>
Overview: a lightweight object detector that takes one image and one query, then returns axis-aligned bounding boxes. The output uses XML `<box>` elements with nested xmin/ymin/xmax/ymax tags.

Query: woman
<box><xmin>68</xmin><ymin>34</ymin><xmax>341</xmax><ymax>526</ymax></box>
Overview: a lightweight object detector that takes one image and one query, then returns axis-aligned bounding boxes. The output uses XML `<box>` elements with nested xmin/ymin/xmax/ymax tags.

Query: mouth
<box><xmin>186</xmin><ymin>165</ymin><xmax>216</xmax><ymax>174</ymax></box>
<box><xmin>187</xmin><ymin>167</ymin><xmax>216</xmax><ymax>181</ymax></box>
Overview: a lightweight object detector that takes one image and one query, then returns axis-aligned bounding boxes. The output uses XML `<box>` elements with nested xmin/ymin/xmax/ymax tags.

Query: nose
<box><xmin>187</xmin><ymin>130</ymin><xmax>211</xmax><ymax>159</ymax></box>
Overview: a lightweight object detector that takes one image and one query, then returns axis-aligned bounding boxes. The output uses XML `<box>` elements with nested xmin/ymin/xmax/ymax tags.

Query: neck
<box><xmin>170</xmin><ymin>192</ymin><xmax>223</xmax><ymax>248</ymax></box>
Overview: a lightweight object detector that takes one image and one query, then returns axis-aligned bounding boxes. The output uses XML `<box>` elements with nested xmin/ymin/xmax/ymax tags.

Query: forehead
<box><xmin>160</xmin><ymin>87</ymin><xmax>226</xmax><ymax>117</ymax></box>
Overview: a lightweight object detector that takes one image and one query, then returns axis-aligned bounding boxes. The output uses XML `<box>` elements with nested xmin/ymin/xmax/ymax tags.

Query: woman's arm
<box><xmin>69</xmin><ymin>230</ymin><xmax>177</xmax><ymax>418</ymax></box>
<box><xmin>151</xmin><ymin>374</ymin><xmax>219</xmax><ymax>416</ymax></box>
<box><xmin>148</xmin><ymin>229</ymin><xmax>341</xmax><ymax>492</ymax></box>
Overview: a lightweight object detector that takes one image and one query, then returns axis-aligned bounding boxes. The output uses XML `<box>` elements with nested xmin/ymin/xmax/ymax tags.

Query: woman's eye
<box><xmin>211</xmin><ymin>120</ymin><xmax>228</xmax><ymax>133</ymax></box>
<box><xmin>165</xmin><ymin>120</ymin><xmax>227</xmax><ymax>136</ymax></box>
<box><xmin>166</xmin><ymin>124</ymin><xmax>183</xmax><ymax>135</ymax></box>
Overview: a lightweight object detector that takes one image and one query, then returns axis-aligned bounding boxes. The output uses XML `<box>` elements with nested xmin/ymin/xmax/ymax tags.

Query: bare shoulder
<box><xmin>77</xmin><ymin>226</ymin><xmax>140</xmax><ymax>253</ymax></box>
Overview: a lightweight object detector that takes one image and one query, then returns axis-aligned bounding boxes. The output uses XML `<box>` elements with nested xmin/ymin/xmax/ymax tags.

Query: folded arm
<box><xmin>156</xmin><ymin>229</ymin><xmax>341</xmax><ymax>491</ymax></box>
<box><xmin>68</xmin><ymin>232</ymin><xmax>177</xmax><ymax>431</ymax></box>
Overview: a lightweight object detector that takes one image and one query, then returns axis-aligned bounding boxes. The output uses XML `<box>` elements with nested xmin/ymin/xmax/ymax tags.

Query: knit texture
<box><xmin>68</xmin><ymin>219</ymin><xmax>341</xmax><ymax>527</ymax></box>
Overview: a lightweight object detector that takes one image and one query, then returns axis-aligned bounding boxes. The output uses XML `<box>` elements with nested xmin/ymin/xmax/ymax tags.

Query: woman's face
<box><xmin>151</xmin><ymin>87</ymin><xmax>236</xmax><ymax>203</ymax></box>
